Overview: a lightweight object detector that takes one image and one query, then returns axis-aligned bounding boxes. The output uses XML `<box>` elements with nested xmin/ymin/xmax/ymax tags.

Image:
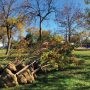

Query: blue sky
<box><xmin>17</xmin><ymin>0</ymin><xmax>88</xmax><ymax>37</ymax></box>
<box><xmin>41</xmin><ymin>0</ymin><xmax>87</xmax><ymax>32</ymax></box>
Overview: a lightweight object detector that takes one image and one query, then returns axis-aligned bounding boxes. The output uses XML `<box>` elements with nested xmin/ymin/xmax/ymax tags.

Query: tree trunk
<box><xmin>68</xmin><ymin>26</ymin><xmax>71</xmax><ymax>42</ymax></box>
<box><xmin>65</xmin><ymin>28</ymin><xmax>68</xmax><ymax>42</ymax></box>
<box><xmin>6</xmin><ymin>27</ymin><xmax>11</xmax><ymax>55</ymax></box>
<box><xmin>6</xmin><ymin>37</ymin><xmax>11</xmax><ymax>55</ymax></box>
<box><xmin>38</xmin><ymin>17</ymin><xmax>42</xmax><ymax>41</ymax></box>
<box><xmin>39</xmin><ymin>22</ymin><xmax>42</xmax><ymax>41</ymax></box>
<box><xmin>2</xmin><ymin>37</ymin><xmax>5</xmax><ymax>48</ymax></box>
<box><xmin>68</xmin><ymin>32</ymin><xmax>71</xmax><ymax>42</ymax></box>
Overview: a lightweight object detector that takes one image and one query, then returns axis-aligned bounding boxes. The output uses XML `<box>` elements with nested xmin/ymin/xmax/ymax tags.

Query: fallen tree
<box><xmin>0</xmin><ymin>58</ymin><xmax>50</xmax><ymax>88</ymax></box>
<box><xmin>0</xmin><ymin>60</ymin><xmax>38</xmax><ymax>88</ymax></box>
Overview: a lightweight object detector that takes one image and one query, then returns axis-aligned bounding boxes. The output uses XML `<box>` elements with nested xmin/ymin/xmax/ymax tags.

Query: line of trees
<box><xmin>55</xmin><ymin>3</ymin><xmax>85</xmax><ymax>42</ymax></box>
<box><xmin>0</xmin><ymin>0</ymin><xmax>89</xmax><ymax>55</ymax></box>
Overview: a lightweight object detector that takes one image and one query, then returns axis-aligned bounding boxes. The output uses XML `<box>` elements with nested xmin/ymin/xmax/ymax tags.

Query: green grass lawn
<box><xmin>0</xmin><ymin>50</ymin><xmax>90</xmax><ymax>90</ymax></box>
<box><xmin>0</xmin><ymin>49</ymin><xmax>29</xmax><ymax>65</ymax></box>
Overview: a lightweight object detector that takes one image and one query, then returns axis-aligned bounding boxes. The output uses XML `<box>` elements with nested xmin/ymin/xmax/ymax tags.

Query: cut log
<box><xmin>0</xmin><ymin>68</ymin><xmax>18</xmax><ymax>87</ymax></box>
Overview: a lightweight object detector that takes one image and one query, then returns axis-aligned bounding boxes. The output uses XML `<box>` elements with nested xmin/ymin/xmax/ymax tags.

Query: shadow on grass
<box><xmin>74</xmin><ymin>86</ymin><xmax>90</xmax><ymax>90</ymax></box>
<box><xmin>13</xmin><ymin>71</ymin><xmax>70</xmax><ymax>90</ymax></box>
<box><xmin>0</xmin><ymin>51</ymin><xmax>90</xmax><ymax>90</ymax></box>
<box><xmin>1</xmin><ymin>67</ymin><xmax>90</xmax><ymax>90</ymax></box>
<box><xmin>76</xmin><ymin>55</ymin><xmax>90</xmax><ymax>60</ymax></box>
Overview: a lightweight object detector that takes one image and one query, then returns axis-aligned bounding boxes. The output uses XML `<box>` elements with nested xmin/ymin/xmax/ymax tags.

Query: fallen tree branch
<box><xmin>15</xmin><ymin>60</ymin><xmax>38</xmax><ymax>75</ymax></box>
<box><xmin>32</xmin><ymin>64</ymin><xmax>50</xmax><ymax>74</ymax></box>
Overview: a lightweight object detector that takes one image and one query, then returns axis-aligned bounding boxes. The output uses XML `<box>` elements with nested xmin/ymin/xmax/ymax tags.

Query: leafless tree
<box><xmin>84</xmin><ymin>0</ymin><xmax>90</xmax><ymax>28</ymax></box>
<box><xmin>23</xmin><ymin>0</ymin><xmax>55</xmax><ymax>41</ymax></box>
<box><xmin>56</xmin><ymin>4</ymin><xmax>84</xmax><ymax>42</ymax></box>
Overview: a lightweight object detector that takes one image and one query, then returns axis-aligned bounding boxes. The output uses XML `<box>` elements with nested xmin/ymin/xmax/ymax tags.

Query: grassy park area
<box><xmin>0</xmin><ymin>50</ymin><xmax>90</xmax><ymax>90</ymax></box>
<box><xmin>0</xmin><ymin>0</ymin><xmax>90</xmax><ymax>89</ymax></box>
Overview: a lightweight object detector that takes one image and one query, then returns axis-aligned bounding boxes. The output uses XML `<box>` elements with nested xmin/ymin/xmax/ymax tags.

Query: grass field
<box><xmin>0</xmin><ymin>50</ymin><xmax>90</xmax><ymax>90</ymax></box>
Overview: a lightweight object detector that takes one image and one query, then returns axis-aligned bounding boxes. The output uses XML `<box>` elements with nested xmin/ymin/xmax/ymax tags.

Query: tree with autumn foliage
<box><xmin>0</xmin><ymin>0</ymin><xmax>25</xmax><ymax>54</ymax></box>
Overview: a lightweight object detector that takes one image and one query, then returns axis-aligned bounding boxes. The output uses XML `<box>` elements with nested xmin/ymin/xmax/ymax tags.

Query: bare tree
<box><xmin>56</xmin><ymin>4</ymin><xmax>84</xmax><ymax>42</ymax></box>
<box><xmin>84</xmin><ymin>0</ymin><xmax>90</xmax><ymax>4</ymax></box>
<box><xmin>23</xmin><ymin>0</ymin><xmax>55</xmax><ymax>41</ymax></box>
<box><xmin>84</xmin><ymin>0</ymin><xmax>90</xmax><ymax>28</ymax></box>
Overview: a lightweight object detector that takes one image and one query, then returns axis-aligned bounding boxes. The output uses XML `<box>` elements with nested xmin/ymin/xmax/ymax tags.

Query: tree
<box><xmin>23</xmin><ymin>0</ymin><xmax>55</xmax><ymax>41</ymax></box>
<box><xmin>84</xmin><ymin>0</ymin><xmax>90</xmax><ymax>28</ymax></box>
<box><xmin>0</xmin><ymin>0</ymin><xmax>24</xmax><ymax>54</ymax></box>
<box><xmin>56</xmin><ymin>3</ymin><xmax>84</xmax><ymax>42</ymax></box>
<box><xmin>79</xmin><ymin>31</ymin><xmax>90</xmax><ymax>47</ymax></box>
<box><xmin>84</xmin><ymin>0</ymin><xmax>90</xmax><ymax>4</ymax></box>
<box><xmin>25</xmin><ymin>33</ymin><xmax>33</xmax><ymax>46</ymax></box>
<box><xmin>70</xmin><ymin>34</ymin><xmax>80</xmax><ymax>45</ymax></box>
<box><xmin>27</xmin><ymin>27</ymin><xmax>51</xmax><ymax>42</ymax></box>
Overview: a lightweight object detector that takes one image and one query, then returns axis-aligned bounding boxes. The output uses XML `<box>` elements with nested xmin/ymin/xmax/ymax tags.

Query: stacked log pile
<box><xmin>0</xmin><ymin>60</ymin><xmax>38</xmax><ymax>88</ymax></box>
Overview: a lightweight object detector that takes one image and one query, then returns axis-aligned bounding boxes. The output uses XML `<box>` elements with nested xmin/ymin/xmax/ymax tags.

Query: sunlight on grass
<box><xmin>73</xmin><ymin>50</ymin><xmax>90</xmax><ymax>56</ymax></box>
<box><xmin>0</xmin><ymin>50</ymin><xmax>90</xmax><ymax>90</ymax></box>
